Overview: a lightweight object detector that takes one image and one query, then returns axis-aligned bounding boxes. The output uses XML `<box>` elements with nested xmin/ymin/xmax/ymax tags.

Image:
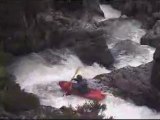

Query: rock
<box><xmin>83</xmin><ymin>0</ymin><xmax>104</xmax><ymax>21</ymax></box>
<box><xmin>2</xmin><ymin>91</ymin><xmax>39</xmax><ymax>113</ymax></box>
<box><xmin>56</xmin><ymin>27</ymin><xmax>114</xmax><ymax>67</ymax></box>
<box><xmin>0</xmin><ymin>101</ymin><xmax>106</xmax><ymax>119</ymax></box>
<box><xmin>18</xmin><ymin>106</ymin><xmax>63</xmax><ymax>119</ymax></box>
<box><xmin>151</xmin><ymin>45</ymin><xmax>160</xmax><ymax>90</ymax></box>
<box><xmin>0</xmin><ymin>0</ymin><xmax>104</xmax><ymax>55</ymax></box>
<box><xmin>153</xmin><ymin>12</ymin><xmax>160</xmax><ymax>20</ymax></box>
<box><xmin>71</xmin><ymin>29</ymin><xmax>114</xmax><ymax>67</ymax></box>
<box><xmin>0</xmin><ymin>105</ymin><xmax>61</xmax><ymax>119</ymax></box>
<box><xmin>95</xmin><ymin>62</ymin><xmax>160</xmax><ymax>111</ymax></box>
<box><xmin>111</xmin><ymin>39</ymin><xmax>149</xmax><ymax>56</ymax></box>
<box><xmin>0</xmin><ymin>50</ymin><xmax>13</xmax><ymax>62</ymax></box>
<box><xmin>53</xmin><ymin>0</ymin><xmax>104</xmax><ymax>21</ymax></box>
<box><xmin>0</xmin><ymin>0</ymin><xmax>51</xmax><ymax>55</ymax></box>
<box><xmin>0</xmin><ymin>66</ymin><xmax>10</xmax><ymax>91</ymax></box>
<box><xmin>20</xmin><ymin>102</ymin><xmax>105</xmax><ymax>119</ymax></box>
<box><xmin>0</xmin><ymin>51</ymin><xmax>14</xmax><ymax>90</ymax></box>
<box><xmin>107</xmin><ymin>0</ymin><xmax>159</xmax><ymax>29</ymax></box>
<box><xmin>0</xmin><ymin>0</ymin><xmax>114</xmax><ymax>67</ymax></box>
<box><xmin>0</xmin><ymin>73</ymin><xmax>40</xmax><ymax>114</ymax></box>
<box><xmin>141</xmin><ymin>20</ymin><xmax>160</xmax><ymax>48</ymax></box>
<box><xmin>151</xmin><ymin>61</ymin><xmax>160</xmax><ymax>90</ymax></box>
<box><xmin>2</xmin><ymin>79</ymin><xmax>40</xmax><ymax>113</ymax></box>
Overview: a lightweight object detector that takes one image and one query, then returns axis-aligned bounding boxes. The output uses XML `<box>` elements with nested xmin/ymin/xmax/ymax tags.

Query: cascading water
<box><xmin>7</xmin><ymin>4</ymin><xmax>160</xmax><ymax>119</ymax></box>
<box><xmin>99</xmin><ymin>4</ymin><xmax>121</xmax><ymax>21</ymax></box>
<box><xmin>100</xmin><ymin>4</ymin><xmax>155</xmax><ymax>68</ymax></box>
<box><xmin>8</xmin><ymin>50</ymin><xmax>110</xmax><ymax>108</ymax></box>
<box><xmin>107</xmin><ymin>20</ymin><xmax>155</xmax><ymax>68</ymax></box>
<box><xmin>8</xmin><ymin>49</ymin><xmax>160</xmax><ymax>119</ymax></box>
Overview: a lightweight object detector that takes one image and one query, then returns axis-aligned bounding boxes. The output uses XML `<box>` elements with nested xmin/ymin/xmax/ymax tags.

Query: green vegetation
<box><xmin>59</xmin><ymin>101</ymin><xmax>107</xmax><ymax>119</ymax></box>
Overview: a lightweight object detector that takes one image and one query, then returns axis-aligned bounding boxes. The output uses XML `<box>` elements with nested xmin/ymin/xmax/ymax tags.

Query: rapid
<box><xmin>7</xmin><ymin>4</ymin><xmax>160</xmax><ymax>119</ymax></box>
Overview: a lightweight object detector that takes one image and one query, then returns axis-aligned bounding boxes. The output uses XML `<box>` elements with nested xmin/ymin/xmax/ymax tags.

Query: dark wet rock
<box><xmin>111</xmin><ymin>39</ymin><xmax>149</xmax><ymax>57</ymax></box>
<box><xmin>1</xmin><ymin>79</ymin><xmax>40</xmax><ymax>113</ymax></box>
<box><xmin>151</xmin><ymin>45</ymin><xmax>160</xmax><ymax>90</ymax></box>
<box><xmin>53</xmin><ymin>0</ymin><xmax>104</xmax><ymax>21</ymax></box>
<box><xmin>37</xmin><ymin>16</ymin><xmax>114</xmax><ymax>67</ymax></box>
<box><xmin>107</xmin><ymin>0</ymin><xmax>160</xmax><ymax>29</ymax></box>
<box><xmin>0</xmin><ymin>0</ymin><xmax>113</xmax><ymax>67</ymax></box>
<box><xmin>83</xmin><ymin>0</ymin><xmax>104</xmax><ymax>21</ymax></box>
<box><xmin>141</xmin><ymin>20</ymin><xmax>160</xmax><ymax>48</ymax></box>
<box><xmin>0</xmin><ymin>102</ymin><xmax>106</xmax><ymax>119</ymax></box>
<box><xmin>62</xmin><ymin>29</ymin><xmax>114</xmax><ymax>67</ymax></box>
<box><xmin>151</xmin><ymin>61</ymin><xmax>160</xmax><ymax>91</ymax></box>
<box><xmin>153</xmin><ymin>45</ymin><xmax>160</xmax><ymax>61</ymax></box>
<box><xmin>0</xmin><ymin>106</ymin><xmax>62</xmax><ymax>119</ymax></box>
<box><xmin>0</xmin><ymin>51</ymin><xmax>15</xmax><ymax>90</ymax></box>
<box><xmin>0</xmin><ymin>52</ymin><xmax>14</xmax><ymax>66</ymax></box>
<box><xmin>0</xmin><ymin>0</ymin><xmax>103</xmax><ymax>54</ymax></box>
<box><xmin>0</xmin><ymin>72</ymin><xmax>40</xmax><ymax>114</ymax></box>
<box><xmin>95</xmin><ymin>62</ymin><xmax>160</xmax><ymax>111</ymax></box>
<box><xmin>0</xmin><ymin>62</ymin><xmax>40</xmax><ymax>114</ymax></box>
<box><xmin>17</xmin><ymin>106</ymin><xmax>64</xmax><ymax>119</ymax></box>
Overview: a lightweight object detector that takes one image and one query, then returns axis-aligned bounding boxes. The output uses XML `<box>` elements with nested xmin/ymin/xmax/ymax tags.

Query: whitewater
<box><xmin>7</xmin><ymin>4</ymin><xmax>160</xmax><ymax>119</ymax></box>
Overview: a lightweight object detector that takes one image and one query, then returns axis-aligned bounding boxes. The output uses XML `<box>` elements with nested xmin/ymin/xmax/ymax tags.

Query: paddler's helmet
<box><xmin>76</xmin><ymin>75</ymin><xmax>82</xmax><ymax>80</ymax></box>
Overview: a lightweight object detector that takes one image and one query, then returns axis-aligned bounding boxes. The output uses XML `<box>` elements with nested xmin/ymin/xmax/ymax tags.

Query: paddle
<box><xmin>69</xmin><ymin>67</ymin><xmax>81</xmax><ymax>90</ymax></box>
<box><xmin>71</xmin><ymin>67</ymin><xmax>81</xmax><ymax>81</ymax></box>
<box><xmin>62</xmin><ymin>67</ymin><xmax>81</xmax><ymax>96</ymax></box>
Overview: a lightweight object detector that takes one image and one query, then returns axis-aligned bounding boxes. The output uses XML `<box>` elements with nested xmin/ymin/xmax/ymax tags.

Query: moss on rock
<box><xmin>2</xmin><ymin>90</ymin><xmax>40</xmax><ymax>113</ymax></box>
<box><xmin>0</xmin><ymin>66</ymin><xmax>8</xmax><ymax>79</ymax></box>
<box><xmin>1</xmin><ymin>80</ymin><xmax>40</xmax><ymax>113</ymax></box>
<box><xmin>0</xmin><ymin>52</ymin><xmax>13</xmax><ymax>66</ymax></box>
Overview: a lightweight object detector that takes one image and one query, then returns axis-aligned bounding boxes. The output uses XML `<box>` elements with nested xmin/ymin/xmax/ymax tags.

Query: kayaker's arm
<box><xmin>71</xmin><ymin>78</ymin><xmax>78</xmax><ymax>82</ymax></box>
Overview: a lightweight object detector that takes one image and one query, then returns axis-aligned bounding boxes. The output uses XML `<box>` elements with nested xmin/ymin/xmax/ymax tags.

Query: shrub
<box><xmin>76</xmin><ymin>101</ymin><xmax>106</xmax><ymax>119</ymax></box>
<box><xmin>59</xmin><ymin>101</ymin><xmax>107</xmax><ymax>119</ymax></box>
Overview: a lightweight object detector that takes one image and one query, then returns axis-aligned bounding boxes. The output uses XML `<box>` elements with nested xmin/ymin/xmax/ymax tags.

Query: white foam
<box><xmin>104</xmin><ymin>19</ymin><xmax>155</xmax><ymax>68</ymax></box>
<box><xmin>8</xmin><ymin>51</ymin><xmax>160</xmax><ymax>119</ymax></box>
<box><xmin>100</xmin><ymin>4</ymin><xmax>121</xmax><ymax>21</ymax></box>
<box><xmin>8</xmin><ymin>52</ymin><xmax>109</xmax><ymax>108</ymax></box>
<box><xmin>102</xmin><ymin>94</ymin><xmax>160</xmax><ymax>119</ymax></box>
<box><xmin>113</xmin><ymin>45</ymin><xmax>155</xmax><ymax>68</ymax></box>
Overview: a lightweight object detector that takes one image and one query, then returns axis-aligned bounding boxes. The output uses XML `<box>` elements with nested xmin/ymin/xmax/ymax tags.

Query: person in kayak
<box><xmin>71</xmin><ymin>75</ymin><xmax>89</xmax><ymax>94</ymax></box>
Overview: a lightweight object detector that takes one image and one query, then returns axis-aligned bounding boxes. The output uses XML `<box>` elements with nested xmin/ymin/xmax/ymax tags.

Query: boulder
<box><xmin>59</xmin><ymin>28</ymin><xmax>114</xmax><ymax>67</ymax></box>
<box><xmin>151</xmin><ymin>45</ymin><xmax>160</xmax><ymax>90</ymax></box>
<box><xmin>95</xmin><ymin>62</ymin><xmax>160</xmax><ymax>111</ymax></box>
<box><xmin>141</xmin><ymin>20</ymin><xmax>160</xmax><ymax>48</ymax></box>
<box><xmin>2</xmin><ymin>79</ymin><xmax>40</xmax><ymax>113</ymax></box>
<box><xmin>107</xmin><ymin>0</ymin><xmax>159</xmax><ymax>29</ymax></box>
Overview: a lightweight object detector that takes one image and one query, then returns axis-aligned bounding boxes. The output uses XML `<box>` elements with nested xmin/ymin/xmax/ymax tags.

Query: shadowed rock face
<box><xmin>0</xmin><ymin>0</ymin><xmax>104</xmax><ymax>54</ymax></box>
<box><xmin>95</xmin><ymin>62</ymin><xmax>160</xmax><ymax>111</ymax></box>
<box><xmin>106</xmin><ymin>0</ymin><xmax>160</xmax><ymax>29</ymax></box>
<box><xmin>56</xmin><ymin>28</ymin><xmax>114</xmax><ymax>67</ymax></box>
<box><xmin>151</xmin><ymin>45</ymin><xmax>160</xmax><ymax>90</ymax></box>
<box><xmin>141</xmin><ymin>20</ymin><xmax>160</xmax><ymax>48</ymax></box>
<box><xmin>0</xmin><ymin>0</ymin><xmax>114</xmax><ymax>67</ymax></box>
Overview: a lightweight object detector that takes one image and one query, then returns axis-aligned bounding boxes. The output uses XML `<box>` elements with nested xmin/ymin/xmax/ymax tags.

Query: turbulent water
<box><xmin>7</xmin><ymin>4</ymin><xmax>160</xmax><ymax>119</ymax></box>
<box><xmin>107</xmin><ymin>21</ymin><xmax>155</xmax><ymax>68</ymax></box>
<box><xmin>100</xmin><ymin>4</ymin><xmax>121</xmax><ymax>21</ymax></box>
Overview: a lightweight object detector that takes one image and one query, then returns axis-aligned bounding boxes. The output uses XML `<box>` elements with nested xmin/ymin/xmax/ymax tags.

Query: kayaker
<box><xmin>71</xmin><ymin>75</ymin><xmax>89</xmax><ymax>94</ymax></box>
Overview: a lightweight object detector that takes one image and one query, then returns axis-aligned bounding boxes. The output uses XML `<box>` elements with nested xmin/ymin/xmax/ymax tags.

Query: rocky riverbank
<box><xmin>1</xmin><ymin>0</ymin><xmax>160</xmax><ymax>119</ymax></box>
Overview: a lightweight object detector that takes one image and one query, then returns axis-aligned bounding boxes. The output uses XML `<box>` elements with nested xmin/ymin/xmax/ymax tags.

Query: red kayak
<box><xmin>59</xmin><ymin>81</ymin><xmax>106</xmax><ymax>101</ymax></box>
